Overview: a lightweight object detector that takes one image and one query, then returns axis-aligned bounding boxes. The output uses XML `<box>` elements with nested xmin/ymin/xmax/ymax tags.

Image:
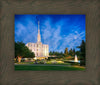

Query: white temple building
<box><xmin>26</xmin><ymin>21</ymin><xmax>49</xmax><ymax>59</ymax></box>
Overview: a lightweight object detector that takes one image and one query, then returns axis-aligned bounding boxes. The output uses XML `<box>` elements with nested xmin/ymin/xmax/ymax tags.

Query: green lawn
<box><xmin>15</xmin><ymin>65</ymin><xmax>85</xmax><ymax>71</ymax></box>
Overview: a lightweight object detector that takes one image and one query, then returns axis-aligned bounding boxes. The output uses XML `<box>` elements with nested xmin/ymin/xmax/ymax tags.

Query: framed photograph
<box><xmin>0</xmin><ymin>0</ymin><xmax>99</xmax><ymax>85</ymax></box>
<box><xmin>14</xmin><ymin>14</ymin><xmax>86</xmax><ymax>71</ymax></box>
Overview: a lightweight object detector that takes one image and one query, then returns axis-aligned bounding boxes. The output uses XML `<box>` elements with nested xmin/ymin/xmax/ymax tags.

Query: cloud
<box><xmin>15</xmin><ymin>23</ymin><xmax>26</xmax><ymax>36</ymax></box>
<box><xmin>41</xmin><ymin>18</ymin><xmax>65</xmax><ymax>52</ymax></box>
<box><xmin>15</xmin><ymin>15</ymin><xmax>85</xmax><ymax>52</ymax></box>
<box><xmin>41</xmin><ymin>17</ymin><xmax>85</xmax><ymax>52</ymax></box>
<box><xmin>15</xmin><ymin>18</ymin><xmax>38</xmax><ymax>43</ymax></box>
<box><xmin>59</xmin><ymin>31</ymin><xmax>85</xmax><ymax>52</ymax></box>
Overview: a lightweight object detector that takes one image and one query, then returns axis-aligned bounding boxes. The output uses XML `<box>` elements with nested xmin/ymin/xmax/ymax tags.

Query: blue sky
<box><xmin>15</xmin><ymin>14</ymin><xmax>85</xmax><ymax>52</ymax></box>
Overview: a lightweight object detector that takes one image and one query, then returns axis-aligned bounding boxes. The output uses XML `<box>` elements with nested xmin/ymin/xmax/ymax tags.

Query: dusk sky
<box><xmin>15</xmin><ymin>14</ymin><xmax>85</xmax><ymax>52</ymax></box>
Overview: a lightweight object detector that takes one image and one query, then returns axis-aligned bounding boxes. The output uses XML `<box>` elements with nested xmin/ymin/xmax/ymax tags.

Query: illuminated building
<box><xmin>26</xmin><ymin>21</ymin><xmax>49</xmax><ymax>59</ymax></box>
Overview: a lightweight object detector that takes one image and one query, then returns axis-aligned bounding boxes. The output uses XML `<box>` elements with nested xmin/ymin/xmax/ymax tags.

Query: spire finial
<box><xmin>38</xmin><ymin>20</ymin><xmax>40</xmax><ymax>31</ymax></box>
<box><xmin>37</xmin><ymin>16</ymin><xmax>41</xmax><ymax>42</ymax></box>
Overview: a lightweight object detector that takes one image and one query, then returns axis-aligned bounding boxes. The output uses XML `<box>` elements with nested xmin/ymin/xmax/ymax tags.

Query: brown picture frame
<box><xmin>0</xmin><ymin>0</ymin><xmax>100</xmax><ymax>85</ymax></box>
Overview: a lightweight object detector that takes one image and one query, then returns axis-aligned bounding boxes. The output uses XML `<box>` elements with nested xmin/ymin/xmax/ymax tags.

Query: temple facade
<box><xmin>26</xmin><ymin>21</ymin><xmax>49</xmax><ymax>59</ymax></box>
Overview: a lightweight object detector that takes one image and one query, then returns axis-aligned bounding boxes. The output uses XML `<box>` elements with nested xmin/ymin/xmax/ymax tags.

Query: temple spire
<box><xmin>37</xmin><ymin>21</ymin><xmax>41</xmax><ymax>42</ymax></box>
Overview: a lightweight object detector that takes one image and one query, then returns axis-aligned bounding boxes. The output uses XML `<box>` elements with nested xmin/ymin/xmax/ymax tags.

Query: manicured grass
<box><xmin>15</xmin><ymin>65</ymin><xmax>85</xmax><ymax>71</ymax></box>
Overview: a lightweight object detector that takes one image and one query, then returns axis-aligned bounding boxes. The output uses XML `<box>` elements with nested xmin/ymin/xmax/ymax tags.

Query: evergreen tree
<box><xmin>75</xmin><ymin>51</ymin><xmax>80</xmax><ymax>56</ymax></box>
<box><xmin>77</xmin><ymin>40</ymin><xmax>86</xmax><ymax>66</ymax></box>
<box><xmin>72</xmin><ymin>48</ymin><xmax>75</xmax><ymax>56</ymax></box>
<box><xmin>64</xmin><ymin>48</ymin><xmax>68</xmax><ymax>57</ymax></box>
<box><xmin>68</xmin><ymin>48</ymin><xmax>73</xmax><ymax>56</ymax></box>
<box><xmin>49</xmin><ymin>51</ymin><xmax>53</xmax><ymax>55</ymax></box>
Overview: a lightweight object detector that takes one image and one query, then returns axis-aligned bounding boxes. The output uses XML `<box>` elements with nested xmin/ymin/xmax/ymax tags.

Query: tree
<box><xmin>75</xmin><ymin>51</ymin><xmax>80</xmax><ymax>56</ymax></box>
<box><xmin>68</xmin><ymin>48</ymin><xmax>73</xmax><ymax>56</ymax></box>
<box><xmin>15</xmin><ymin>41</ymin><xmax>35</xmax><ymax>62</ymax></box>
<box><xmin>49</xmin><ymin>51</ymin><xmax>64</xmax><ymax>58</ymax></box>
<box><xmin>23</xmin><ymin>46</ymin><xmax>35</xmax><ymax>58</ymax></box>
<box><xmin>60</xmin><ymin>51</ymin><xmax>63</xmax><ymax>56</ymax></box>
<box><xmin>77</xmin><ymin>40</ymin><xmax>86</xmax><ymax>66</ymax></box>
<box><xmin>49</xmin><ymin>51</ymin><xmax>53</xmax><ymax>55</ymax></box>
<box><xmin>64</xmin><ymin>48</ymin><xmax>68</xmax><ymax>57</ymax></box>
<box><xmin>72</xmin><ymin>48</ymin><xmax>75</xmax><ymax>56</ymax></box>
